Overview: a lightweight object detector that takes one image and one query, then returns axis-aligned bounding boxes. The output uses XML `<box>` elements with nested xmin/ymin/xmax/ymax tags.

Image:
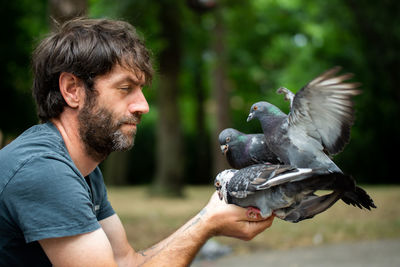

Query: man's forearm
<box><xmin>127</xmin><ymin>191</ymin><xmax>275</xmax><ymax>267</ymax></box>
<box><xmin>133</xmin><ymin>208</ymin><xmax>212</xmax><ymax>267</ymax></box>
<box><xmin>107</xmin><ymin>192</ymin><xmax>274</xmax><ymax>267</ymax></box>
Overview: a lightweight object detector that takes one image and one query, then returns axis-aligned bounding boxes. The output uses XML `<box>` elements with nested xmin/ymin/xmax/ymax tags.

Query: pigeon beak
<box><xmin>218</xmin><ymin>190</ymin><xmax>223</xmax><ymax>200</ymax></box>
<box><xmin>220</xmin><ymin>145</ymin><xmax>229</xmax><ymax>155</ymax></box>
<box><xmin>247</xmin><ymin>112</ymin><xmax>254</xmax><ymax>122</ymax></box>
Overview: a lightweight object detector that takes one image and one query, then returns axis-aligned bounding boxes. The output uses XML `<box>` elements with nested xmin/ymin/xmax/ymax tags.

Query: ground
<box><xmin>192</xmin><ymin>238</ymin><xmax>400</xmax><ymax>267</ymax></box>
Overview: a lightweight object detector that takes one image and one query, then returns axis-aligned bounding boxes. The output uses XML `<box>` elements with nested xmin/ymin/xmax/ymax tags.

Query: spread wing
<box><xmin>288</xmin><ymin>67</ymin><xmax>361</xmax><ymax>155</ymax></box>
<box><xmin>227</xmin><ymin>164</ymin><xmax>314</xmax><ymax>198</ymax></box>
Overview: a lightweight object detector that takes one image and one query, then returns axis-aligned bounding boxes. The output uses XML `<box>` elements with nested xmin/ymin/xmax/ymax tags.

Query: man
<box><xmin>0</xmin><ymin>18</ymin><xmax>274</xmax><ymax>266</ymax></box>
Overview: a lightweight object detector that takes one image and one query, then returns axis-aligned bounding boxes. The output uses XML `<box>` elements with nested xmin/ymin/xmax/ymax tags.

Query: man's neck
<box><xmin>51</xmin><ymin>111</ymin><xmax>99</xmax><ymax>177</ymax></box>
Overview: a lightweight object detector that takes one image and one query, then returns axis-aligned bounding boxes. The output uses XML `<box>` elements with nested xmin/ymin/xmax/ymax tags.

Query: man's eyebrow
<box><xmin>117</xmin><ymin>76</ymin><xmax>145</xmax><ymax>87</ymax></box>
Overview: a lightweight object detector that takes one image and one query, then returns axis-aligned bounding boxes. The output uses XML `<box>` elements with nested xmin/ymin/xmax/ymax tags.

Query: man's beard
<box><xmin>78</xmin><ymin>97</ymin><xmax>141</xmax><ymax>162</ymax></box>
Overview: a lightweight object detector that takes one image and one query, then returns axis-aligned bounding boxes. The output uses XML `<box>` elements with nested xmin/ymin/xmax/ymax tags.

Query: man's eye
<box><xmin>119</xmin><ymin>87</ymin><xmax>131</xmax><ymax>91</ymax></box>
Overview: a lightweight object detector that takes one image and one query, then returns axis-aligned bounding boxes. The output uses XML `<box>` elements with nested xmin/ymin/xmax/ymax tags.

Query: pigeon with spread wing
<box><xmin>247</xmin><ymin>66</ymin><xmax>361</xmax><ymax>173</ymax></box>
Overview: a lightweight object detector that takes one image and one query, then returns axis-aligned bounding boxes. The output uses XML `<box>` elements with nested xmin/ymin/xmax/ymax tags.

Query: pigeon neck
<box><xmin>260</xmin><ymin>114</ymin><xmax>285</xmax><ymax>127</ymax></box>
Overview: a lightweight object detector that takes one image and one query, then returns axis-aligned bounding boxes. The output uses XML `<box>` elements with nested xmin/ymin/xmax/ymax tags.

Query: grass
<box><xmin>107</xmin><ymin>185</ymin><xmax>400</xmax><ymax>253</ymax></box>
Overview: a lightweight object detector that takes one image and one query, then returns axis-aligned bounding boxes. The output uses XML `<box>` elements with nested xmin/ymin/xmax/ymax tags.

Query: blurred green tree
<box><xmin>2</xmin><ymin>0</ymin><xmax>399</xmax><ymax>186</ymax></box>
<box><xmin>49</xmin><ymin>0</ymin><xmax>87</xmax><ymax>27</ymax></box>
<box><xmin>0</xmin><ymin>0</ymin><xmax>48</xmax><ymax>144</ymax></box>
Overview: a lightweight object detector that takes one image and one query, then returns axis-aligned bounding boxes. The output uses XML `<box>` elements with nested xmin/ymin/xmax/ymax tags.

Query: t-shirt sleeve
<box><xmin>3</xmin><ymin>155</ymin><xmax>101</xmax><ymax>243</ymax></box>
<box><xmin>89</xmin><ymin>167</ymin><xmax>115</xmax><ymax>221</ymax></box>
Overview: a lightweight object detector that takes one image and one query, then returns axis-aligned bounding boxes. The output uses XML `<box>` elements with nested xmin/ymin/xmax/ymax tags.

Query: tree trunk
<box><xmin>211</xmin><ymin>8</ymin><xmax>231</xmax><ymax>176</ymax></box>
<box><xmin>152</xmin><ymin>0</ymin><xmax>185</xmax><ymax>197</ymax></box>
<box><xmin>192</xmin><ymin>58</ymin><xmax>212</xmax><ymax>184</ymax></box>
<box><xmin>103</xmin><ymin>151</ymin><xmax>130</xmax><ymax>185</ymax></box>
<box><xmin>344</xmin><ymin>0</ymin><xmax>400</xmax><ymax>182</ymax></box>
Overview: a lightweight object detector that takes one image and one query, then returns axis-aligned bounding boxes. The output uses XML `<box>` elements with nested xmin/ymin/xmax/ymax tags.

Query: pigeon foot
<box><xmin>276</xmin><ymin>87</ymin><xmax>295</xmax><ymax>107</ymax></box>
<box><xmin>246</xmin><ymin>207</ymin><xmax>261</xmax><ymax>219</ymax></box>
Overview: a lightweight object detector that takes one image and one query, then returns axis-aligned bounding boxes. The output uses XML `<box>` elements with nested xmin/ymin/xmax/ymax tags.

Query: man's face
<box><xmin>78</xmin><ymin>64</ymin><xmax>149</xmax><ymax>161</ymax></box>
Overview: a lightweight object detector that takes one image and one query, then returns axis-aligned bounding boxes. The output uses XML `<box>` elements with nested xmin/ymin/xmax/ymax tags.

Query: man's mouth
<box><xmin>123</xmin><ymin>123</ymin><xmax>137</xmax><ymax>129</ymax></box>
<box><xmin>120</xmin><ymin>114</ymin><xmax>142</xmax><ymax>127</ymax></box>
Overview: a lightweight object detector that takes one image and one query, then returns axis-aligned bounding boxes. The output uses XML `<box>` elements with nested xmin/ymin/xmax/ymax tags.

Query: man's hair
<box><xmin>32</xmin><ymin>17</ymin><xmax>154</xmax><ymax>122</ymax></box>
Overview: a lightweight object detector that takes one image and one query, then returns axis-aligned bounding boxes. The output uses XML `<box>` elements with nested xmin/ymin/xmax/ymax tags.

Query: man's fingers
<box><xmin>238</xmin><ymin>214</ymin><xmax>275</xmax><ymax>241</ymax></box>
<box><xmin>263</xmin><ymin>214</ymin><xmax>275</xmax><ymax>227</ymax></box>
<box><xmin>252</xmin><ymin>214</ymin><xmax>275</xmax><ymax>234</ymax></box>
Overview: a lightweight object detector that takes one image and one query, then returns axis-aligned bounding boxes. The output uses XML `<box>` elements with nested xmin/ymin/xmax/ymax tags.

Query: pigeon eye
<box><xmin>226</xmin><ymin>137</ymin><xmax>231</xmax><ymax>143</ymax></box>
<box><xmin>254</xmin><ymin>105</ymin><xmax>258</xmax><ymax>110</ymax></box>
<box><xmin>215</xmin><ymin>181</ymin><xmax>221</xmax><ymax>187</ymax></box>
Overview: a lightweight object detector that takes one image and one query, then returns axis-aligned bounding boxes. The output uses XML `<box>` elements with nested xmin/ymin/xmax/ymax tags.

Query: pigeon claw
<box><xmin>277</xmin><ymin>87</ymin><xmax>293</xmax><ymax>100</ymax></box>
<box><xmin>246</xmin><ymin>207</ymin><xmax>261</xmax><ymax>220</ymax></box>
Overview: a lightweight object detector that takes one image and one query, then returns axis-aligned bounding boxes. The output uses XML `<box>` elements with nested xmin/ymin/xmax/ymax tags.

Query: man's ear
<box><xmin>59</xmin><ymin>72</ymin><xmax>85</xmax><ymax>108</ymax></box>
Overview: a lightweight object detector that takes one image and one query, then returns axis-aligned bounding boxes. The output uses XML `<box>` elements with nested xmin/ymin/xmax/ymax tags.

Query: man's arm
<box><xmin>101</xmin><ymin>192</ymin><xmax>274</xmax><ymax>267</ymax></box>
<box><xmin>39</xmin><ymin>228</ymin><xmax>118</xmax><ymax>267</ymax></box>
<box><xmin>40</xmin><ymin>192</ymin><xmax>274</xmax><ymax>267</ymax></box>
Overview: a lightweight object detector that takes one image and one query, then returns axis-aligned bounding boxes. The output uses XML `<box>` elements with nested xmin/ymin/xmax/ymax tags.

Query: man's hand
<box><xmin>203</xmin><ymin>192</ymin><xmax>275</xmax><ymax>241</ymax></box>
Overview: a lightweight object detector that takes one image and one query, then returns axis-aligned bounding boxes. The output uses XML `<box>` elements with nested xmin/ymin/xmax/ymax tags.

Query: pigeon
<box><xmin>218</xmin><ymin>128</ymin><xmax>282</xmax><ymax>169</ymax></box>
<box><xmin>247</xmin><ymin>66</ymin><xmax>361</xmax><ymax>173</ymax></box>
<box><xmin>214</xmin><ymin>164</ymin><xmax>376</xmax><ymax>223</ymax></box>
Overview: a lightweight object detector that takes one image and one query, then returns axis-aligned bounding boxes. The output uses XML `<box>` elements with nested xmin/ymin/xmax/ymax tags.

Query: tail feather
<box><xmin>285</xmin><ymin>171</ymin><xmax>376</xmax><ymax>212</ymax></box>
<box><xmin>315</xmin><ymin>172</ymin><xmax>376</xmax><ymax>210</ymax></box>
<box><xmin>341</xmin><ymin>186</ymin><xmax>377</xmax><ymax>210</ymax></box>
<box><xmin>282</xmin><ymin>191</ymin><xmax>342</xmax><ymax>223</ymax></box>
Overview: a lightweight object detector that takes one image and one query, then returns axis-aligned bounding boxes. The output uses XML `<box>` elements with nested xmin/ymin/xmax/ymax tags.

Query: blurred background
<box><xmin>2</xmin><ymin>0</ymin><xmax>399</xmax><ymax>194</ymax></box>
<box><xmin>1</xmin><ymin>0</ymin><xmax>399</xmax><ymax>261</ymax></box>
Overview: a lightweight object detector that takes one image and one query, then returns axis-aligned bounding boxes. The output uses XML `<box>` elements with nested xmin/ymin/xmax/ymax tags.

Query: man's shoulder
<box><xmin>0</xmin><ymin>123</ymin><xmax>77</xmax><ymax>191</ymax></box>
<box><xmin>6</xmin><ymin>122</ymin><xmax>64</xmax><ymax>148</ymax></box>
<box><xmin>2</xmin><ymin>122</ymin><xmax>67</xmax><ymax>157</ymax></box>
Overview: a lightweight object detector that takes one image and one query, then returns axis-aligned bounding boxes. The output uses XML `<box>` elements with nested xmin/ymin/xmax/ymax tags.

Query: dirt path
<box><xmin>192</xmin><ymin>239</ymin><xmax>400</xmax><ymax>267</ymax></box>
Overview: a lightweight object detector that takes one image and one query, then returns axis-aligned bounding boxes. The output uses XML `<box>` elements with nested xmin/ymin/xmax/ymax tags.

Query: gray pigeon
<box><xmin>219</xmin><ymin>128</ymin><xmax>282</xmax><ymax>169</ymax></box>
<box><xmin>247</xmin><ymin>66</ymin><xmax>361</xmax><ymax>173</ymax></box>
<box><xmin>214</xmin><ymin>164</ymin><xmax>376</xmax><ymax>223</ymax></box>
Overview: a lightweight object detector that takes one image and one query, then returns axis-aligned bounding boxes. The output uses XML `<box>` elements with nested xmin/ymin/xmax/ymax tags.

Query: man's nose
<box><xmin>128</xmin><ymin>89</ymin><xmax>149</xmax><ymax>115</ymax></box>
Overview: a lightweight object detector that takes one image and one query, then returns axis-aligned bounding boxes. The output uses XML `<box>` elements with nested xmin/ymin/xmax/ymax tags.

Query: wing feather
<box><xmin>227</xmin><ymin>164</ymin><xmax>318</xmax><ymax>198</ymax></box>
<box><xmin>288</xmin><ymin>66</ymin><xmax>361</xmax><ymax>155</ymax></box>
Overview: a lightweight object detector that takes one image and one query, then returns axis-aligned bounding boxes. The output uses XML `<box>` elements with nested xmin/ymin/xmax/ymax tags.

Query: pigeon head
<box><xmin>247</xmin><ymin>101</ymin><xmax>285</xmax><ymax>122</ymax></box>
<box><xmin>214</xmin><ymin>169</ymin><xmax>236</xmax><ymax>201</ymax></box>
<box><xmin>218</xmin><ymin>128</ymin><xmax>243</xmax><ymax>155</ymax></box>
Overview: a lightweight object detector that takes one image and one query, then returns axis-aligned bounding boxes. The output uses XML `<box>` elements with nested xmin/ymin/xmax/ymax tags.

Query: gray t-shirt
<box><xmin>0</xmin><ymin>122</ymin><xmax>115</xmax><ymax>266</ymax></box>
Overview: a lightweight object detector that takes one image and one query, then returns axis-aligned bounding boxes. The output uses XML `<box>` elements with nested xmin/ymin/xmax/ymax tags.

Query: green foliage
<box><xmin>0</xmin><ymin>0</ymin><xmax>48</xmax><ymax>136</ymax></box>
<box><xmin>2</xmin><ymin>0</ymin><xmax>399</xmax><ymax>183</ymax></box>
